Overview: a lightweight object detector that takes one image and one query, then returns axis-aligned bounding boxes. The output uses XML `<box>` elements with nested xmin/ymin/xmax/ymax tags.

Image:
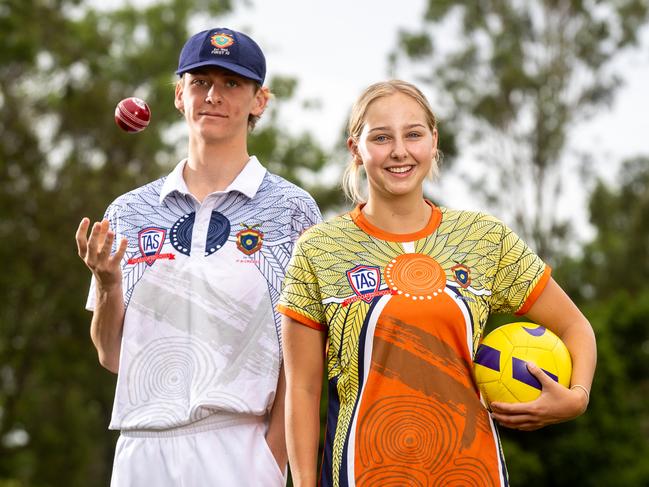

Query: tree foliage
<box><xmin>559</xmin><ymin>157</ymin><xmax>649</xmax><ymax>301</ymax></box>
<box><xmin>0</xmin><ymin>1</ymin><xmax>338</xmax><ymax>485</ymax></box>
<box><xmin>393</xmin><ymin>0</ymin><xmax>649</xmax><ymax>259</ymax></box>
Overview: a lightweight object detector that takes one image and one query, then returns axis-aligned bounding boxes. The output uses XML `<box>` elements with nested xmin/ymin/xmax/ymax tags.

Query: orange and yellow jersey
<box><xmin>278</xmin><ymin>202</ymin><xmax>551</xmax><ymax>487</ymax></box>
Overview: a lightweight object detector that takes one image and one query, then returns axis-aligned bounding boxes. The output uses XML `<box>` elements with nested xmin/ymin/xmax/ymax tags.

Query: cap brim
<box><xmin>175</xmin><ymin>60</ymin><xmax>263</xmax><ymax>83</ymax></box>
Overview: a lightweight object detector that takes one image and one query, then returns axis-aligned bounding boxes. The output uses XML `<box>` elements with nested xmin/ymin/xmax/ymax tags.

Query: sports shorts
<box><xmin>110</xmin><ymin>414</ymin><xmax>286</xmax><ymax>486</ymax></box>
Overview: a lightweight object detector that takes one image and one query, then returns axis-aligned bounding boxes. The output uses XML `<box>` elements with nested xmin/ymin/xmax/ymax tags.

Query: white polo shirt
<box><xmin>87</xmin><ymin>157</ymin><xmax>321</xmax><ymax>431</ymax></box>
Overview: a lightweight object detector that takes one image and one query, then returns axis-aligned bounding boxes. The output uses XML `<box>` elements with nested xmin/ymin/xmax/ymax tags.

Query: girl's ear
<box><xmin>174</xmin><ymin>79</ymin><xmax>185</xmax><ymax>113</ymax></box>
<box><xmin>347</xmin><ymin>137</ymin><xmax>362</xmax><ymax>165</ymax></box>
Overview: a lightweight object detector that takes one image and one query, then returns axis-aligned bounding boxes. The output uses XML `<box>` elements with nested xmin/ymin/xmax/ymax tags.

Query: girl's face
<box><xmin>350</xmin><ymin>92</ymin><xmax>438</xmax><ymax>203</ymax></box>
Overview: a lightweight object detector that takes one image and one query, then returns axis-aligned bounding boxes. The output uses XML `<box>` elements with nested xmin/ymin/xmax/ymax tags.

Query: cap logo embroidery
<box><xmin>210</xmin><ymin>33</ymin><xmax>234</xmax><ymax>52</ymax></box>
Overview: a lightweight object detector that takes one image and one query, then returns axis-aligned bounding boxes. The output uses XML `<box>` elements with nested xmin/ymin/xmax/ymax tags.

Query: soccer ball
<box><xmin>473</xmin><ymin>322</ymin><xmax>572</xmax><ymax>406</ymax></box>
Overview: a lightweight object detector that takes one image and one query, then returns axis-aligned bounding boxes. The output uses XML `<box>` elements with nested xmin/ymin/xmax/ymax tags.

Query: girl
<box><xmin>278</xmin><ymin>80</ymin><xmax>596</xmax><ymax>486</ymax></box>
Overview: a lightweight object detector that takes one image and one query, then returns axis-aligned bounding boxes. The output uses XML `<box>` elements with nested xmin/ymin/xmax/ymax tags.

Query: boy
<box><xmin>76</xmin><ymin>27</ymin><xmax>321</xmax><ymax>486</ymax></box>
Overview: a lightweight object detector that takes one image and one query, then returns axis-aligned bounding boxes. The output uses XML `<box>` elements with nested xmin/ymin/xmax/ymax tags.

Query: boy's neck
<box><xmin>184</xmin><ymin>137</ymin><xmax>250</xmax><ymax>202</ymax></box>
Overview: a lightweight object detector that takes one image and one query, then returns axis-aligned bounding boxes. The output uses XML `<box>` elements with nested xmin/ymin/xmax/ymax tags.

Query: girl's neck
<box><xmin>362</xmin><ymin>193</ymin><xmax>431</xmax><ymax>235</ymax></box>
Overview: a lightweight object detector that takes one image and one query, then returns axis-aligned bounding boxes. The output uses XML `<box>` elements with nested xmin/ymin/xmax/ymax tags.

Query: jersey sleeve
<box><xmin>277</xmin><ymin>231</ymin><xmax>327</xmax><ymax>331</ymax></box>
<box><xmin>489</xmin><ymin>219</ymin><xmax>551</xmax><ymax>315</ymax></box>
<box><xmin>289</xmin><ymin>193</ymin><xmax>323</xmax><ymax>239</ymax></box>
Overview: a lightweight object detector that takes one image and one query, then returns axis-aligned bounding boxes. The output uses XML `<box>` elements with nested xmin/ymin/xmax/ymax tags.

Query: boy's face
<box><xmin>174</xmin><ymin>67</ymin><xmax>267</xmax><ymax>143</ymax></box>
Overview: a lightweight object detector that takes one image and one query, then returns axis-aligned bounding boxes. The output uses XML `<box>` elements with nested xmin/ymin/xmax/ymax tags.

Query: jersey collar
<box><xmin>159</xmin><ymin>156</ymin><xmax>267</xmax><ymax>204</ymax></box>
<box><xmin>351</xmin><ymin>200</ymin><xmax>442</xmax><ymax>242</ymax></box>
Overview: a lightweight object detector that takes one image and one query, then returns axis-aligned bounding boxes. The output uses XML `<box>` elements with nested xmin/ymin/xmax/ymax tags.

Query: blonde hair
<box><xmin>342</xmin><ymin>80</ymin><xmax>442</xmax><ymax>204</ymax></box>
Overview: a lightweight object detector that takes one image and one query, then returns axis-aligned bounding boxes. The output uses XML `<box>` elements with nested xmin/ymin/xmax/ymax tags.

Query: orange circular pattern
<box><xmin>384</xmin><ymin>253</ymin><xmax>446</xmax><ymax>299</ymax></box>
<box><xmin>357</xmin><ymin>395</ymin><xmax>458</xmax><ymax>474</ymax></box>
<box><xmin>436</xmin><ymin>457</ymin><xmax>495</xmax><ymax>486</ymax></box>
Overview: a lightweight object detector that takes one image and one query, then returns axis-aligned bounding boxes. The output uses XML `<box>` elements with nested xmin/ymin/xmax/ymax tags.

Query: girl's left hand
<box><xmin>489</xmin><ymin>362</ymin><xmax>589</xmax><ymax>431</ymax></box>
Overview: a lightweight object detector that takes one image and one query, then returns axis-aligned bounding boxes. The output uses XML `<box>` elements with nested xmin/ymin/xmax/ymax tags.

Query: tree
<box><xmin>558</xmin><ymin>156</ymin><xmax>649</xmax><ymax>301</ymax></box>
<box><xmin>392</xmin><ymin>0</ymin><xmax>649</xmax><ymax>260</ymax></box>
<box><xmin>0</xmin><ymin>1</ymin><xmax>337</xmax><ymax>485</ymax></box>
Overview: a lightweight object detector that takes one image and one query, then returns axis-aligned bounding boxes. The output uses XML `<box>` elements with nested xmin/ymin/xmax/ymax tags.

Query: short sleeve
<box><xmin>290</xmin><ymin>194</ymin><xmax>323</xmax><ymax>239</ymax></box>
<box><xmin>489</xmin><ymin>220</ymin><xmax>551</xmax><ymax>315</ymax></box>
<box><xmin>277</xmin><ymin>232</ymin><xmax>326</xmax><ymax>331</ymax></box>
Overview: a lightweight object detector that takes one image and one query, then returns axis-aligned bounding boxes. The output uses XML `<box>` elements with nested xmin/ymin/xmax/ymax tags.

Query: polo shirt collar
<box><xmin>159</xmin><ymin>156</ymin><xmax>267</xmax><ymax>204</ymax></box>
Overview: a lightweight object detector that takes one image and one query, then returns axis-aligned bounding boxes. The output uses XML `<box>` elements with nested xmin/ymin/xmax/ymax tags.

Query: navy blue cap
<box><xmin>176</xmin><ymin>28</ymin><xmax>266</xmax><ymax>83</ymax></box>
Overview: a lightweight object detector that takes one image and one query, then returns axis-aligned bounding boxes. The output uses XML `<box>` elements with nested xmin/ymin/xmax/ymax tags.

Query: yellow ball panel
<box><xmin>479</xmin><ymin>381</ymin><xmax>519</xmax><ymax>408</ymax></box>
<box><xmin>474</xmin><ymin>362</ymin><xmax>505</xmax><ymax>384</ymax></box>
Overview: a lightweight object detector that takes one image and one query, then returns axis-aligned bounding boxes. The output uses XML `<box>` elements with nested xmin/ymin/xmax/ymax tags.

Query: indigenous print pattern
<box><xmin>278</xmin><ymin>204</ymin><xmax>550</xmax><ymax>487</ymax></box>
<box><xmin>105</xmin><ymin>172</ymin><xmax>320</xmax><ymax>340</ymax></box>
<box><xmin>89</xmin><ymin>160</ymin><xmax>322</xmax><ymax>431</ymax></box>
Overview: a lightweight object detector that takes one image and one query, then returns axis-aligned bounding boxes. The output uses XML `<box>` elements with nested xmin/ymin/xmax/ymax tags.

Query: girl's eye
<box><xmin>375</xmin><ymin>135</ymin><xmax>389</xmax><ymax>142</ymax></box>
<box><xmin>407</xmin><ymin>132</ymin><xmax>422</xmax><ymax>138</ymax></box>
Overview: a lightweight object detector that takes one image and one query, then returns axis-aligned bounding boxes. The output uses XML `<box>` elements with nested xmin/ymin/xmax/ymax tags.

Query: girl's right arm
<box><xmin>282</xmin><ymin>315</ymin><xmax>327</xmax><ymax>487</ymax></box>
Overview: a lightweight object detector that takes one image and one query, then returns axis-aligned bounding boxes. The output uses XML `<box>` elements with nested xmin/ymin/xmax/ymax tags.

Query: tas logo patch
<box><xmin>346</xmin><ymin>265</ymin><xmax>381</xmax><ymax>303</ymax></box>
<box><xmin>127</xmin><ymin>227</ymin><xmax>175</xmax><ymax>266</ymax></box>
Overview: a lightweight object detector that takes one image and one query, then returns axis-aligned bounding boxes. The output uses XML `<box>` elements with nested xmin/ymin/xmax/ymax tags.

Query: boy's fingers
<box><xmin>88</xmin><ymin>220</ymin><xmax>110</xmax><ymax>254</ymax></box>
<box><xmin>99</xmin><ymin>231</ymin><xmax>116</xmax><ymax>259</ymax></box>
<box><xmin>76</xmin><ymin>218</ymin><xmax>90</xmax><ymax>257</ymax></box>
<box><xmin>86</xmin><ymin>222</ymin><xmax>103</xmax><ymax>255</ymax></box>
<box><xmin>112</xmin><ymin>237</ymin><xmax>128</xmax><ymax>263</ymax></box>
<box><xmin>95</xmin><ymin>220</ymin><xmax>110</xmax><ymax>249</ymax></box>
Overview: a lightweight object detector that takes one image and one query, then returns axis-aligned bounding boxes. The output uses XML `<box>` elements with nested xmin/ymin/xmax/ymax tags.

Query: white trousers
<box><xmin>110</xmin><ymin>416</ymin><xmax>286</xmax><ymax>487</ymax></box>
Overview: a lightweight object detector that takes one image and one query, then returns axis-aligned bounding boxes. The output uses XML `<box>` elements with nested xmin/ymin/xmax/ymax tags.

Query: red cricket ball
<box><xmin>114</xmin><ymin>97</ymin><xmax>151</xmax><ymax>133</ymax></box>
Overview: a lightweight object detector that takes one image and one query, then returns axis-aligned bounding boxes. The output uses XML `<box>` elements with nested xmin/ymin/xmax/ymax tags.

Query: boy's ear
<box><xmin>250</xmin><ymin>86</ymin><xmax>270</xmax><ymax>117</ymax></box>
<box><xmin>174</xmin><ymin>79</ymin><xmax>185</xmax><ymax>113</ymax></box>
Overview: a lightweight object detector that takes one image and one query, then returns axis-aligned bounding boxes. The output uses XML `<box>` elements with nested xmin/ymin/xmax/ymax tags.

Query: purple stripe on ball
<box><xmin>475</xmin><ymin>344</ymin><xmax>501</xmax><ymax>372</ymax></box>
<box><xmin>512</xmin><ymin>357</ymin><xmax>559</xmax><ymax>390</ymax></box>
<box><xmin>523</xmin><ymin>325</ymin><xmax>546</xmax><ymax>336</ymax></box>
